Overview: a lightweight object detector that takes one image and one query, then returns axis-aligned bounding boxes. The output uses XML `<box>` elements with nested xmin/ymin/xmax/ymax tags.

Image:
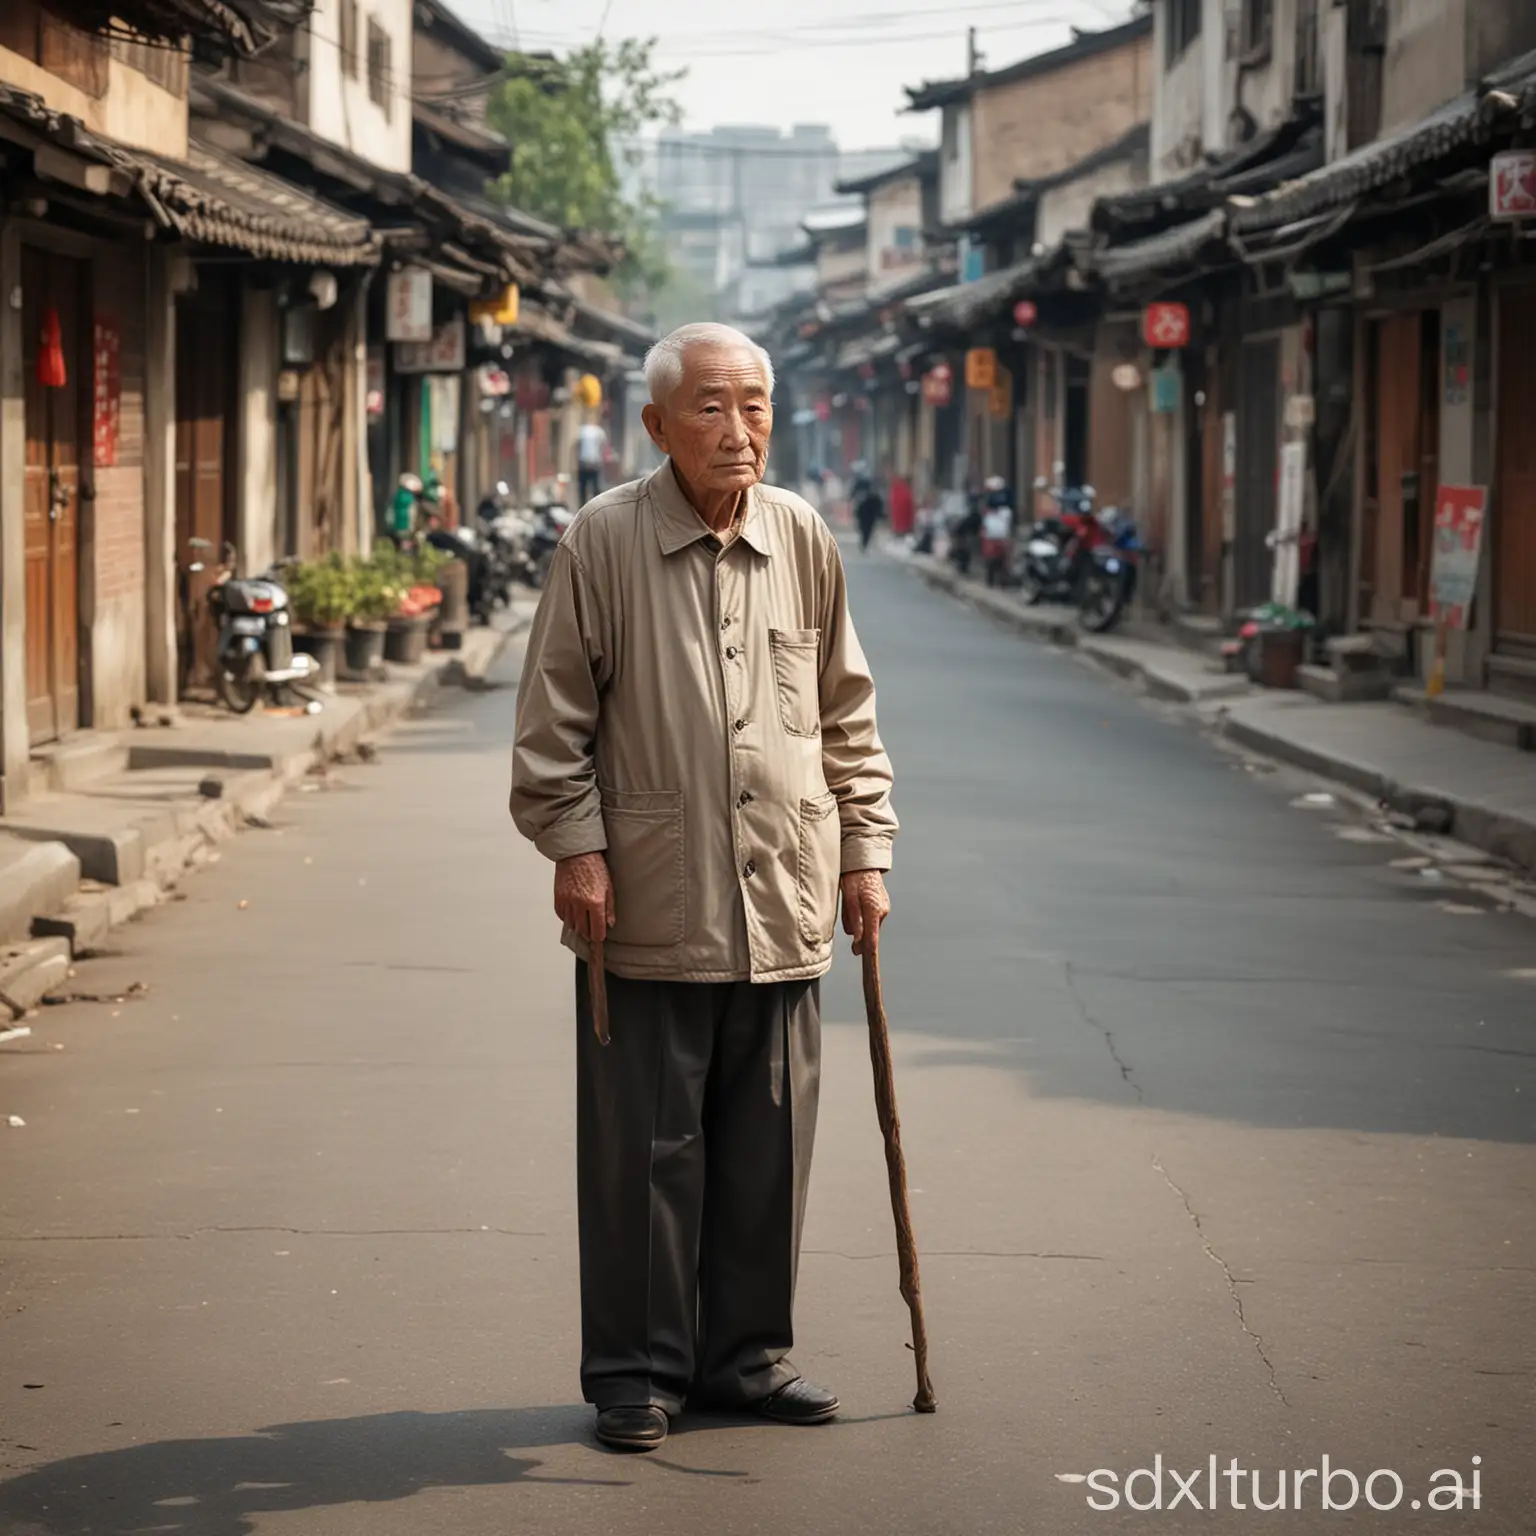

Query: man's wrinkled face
<box><xmin>643</xmin><ymin>343</ymin><xmax>773</xmax><ymax>497</ymax></box>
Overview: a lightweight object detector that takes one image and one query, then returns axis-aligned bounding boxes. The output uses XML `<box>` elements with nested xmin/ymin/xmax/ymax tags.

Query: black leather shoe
<box><xmin>757</xmin><ymin>1378</ymin><xmax>840</xmax><ymax>1425</ymax></box>
<box><xmin>594</xmin><ymin>1405</ymin><xmax>668</xmax><ymax>1451</ymax></box>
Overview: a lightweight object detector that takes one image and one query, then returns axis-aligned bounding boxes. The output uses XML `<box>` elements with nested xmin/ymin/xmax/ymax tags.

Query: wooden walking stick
<box><xmin>861</xmin><ymin>931</ymin><xmax>937</xmax><ymax>1413</ymax></box>
<box><xmin>589</xmin><ymin>935</ymin><xmax>611</xmax><ymax>1046</ymax></box>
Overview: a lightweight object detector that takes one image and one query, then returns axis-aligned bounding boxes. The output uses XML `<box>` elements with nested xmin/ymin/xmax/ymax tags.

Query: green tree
<box><xmin>488</xmin><ymin>39</ymin><xmax>683</xmax><ymax>291</ymax></box>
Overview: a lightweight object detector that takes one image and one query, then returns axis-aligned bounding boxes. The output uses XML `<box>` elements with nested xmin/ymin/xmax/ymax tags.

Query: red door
<box><xmin>22</xmin><ymin>247</ymin><xmax>85</xmax><ymax>745</ymax></box>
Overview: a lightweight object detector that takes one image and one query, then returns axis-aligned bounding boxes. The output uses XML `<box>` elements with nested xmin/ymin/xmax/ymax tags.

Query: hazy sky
<box><xmin>455</xmin><ymin>0</ymin><xmax>1140</xmax><ymax>151</ymax></box>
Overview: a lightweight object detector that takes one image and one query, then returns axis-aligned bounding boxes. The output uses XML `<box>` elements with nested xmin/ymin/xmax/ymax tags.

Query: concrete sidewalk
<box><xmin>0</xmin><ymin>612</ymin><xmax>529</xmax><ymax>1013</ymax></box>
<box><xmin>891</xmin><ymin>544</ymin><xmax>1536</xmax><ymax>875</ymax></box>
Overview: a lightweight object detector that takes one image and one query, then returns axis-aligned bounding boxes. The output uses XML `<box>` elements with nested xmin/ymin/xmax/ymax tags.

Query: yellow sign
<box><xmin>989</xmin><ymin>364</ymin><xmax>1013</xmax><ymax>421</ymax></box>
<box><xmin>965</xmin><ymin>347</ymin><xmax>997</xmax><ymax>391</ymax></box>
<box><xmin>470</xmin><ymin>283</ymin><xmax>520</xmax><ymax>327</ymax></box>
<box><xmin>574</xmin><ymin>373</ymin><xmax>603</xmax><ymax>409</ymax></box>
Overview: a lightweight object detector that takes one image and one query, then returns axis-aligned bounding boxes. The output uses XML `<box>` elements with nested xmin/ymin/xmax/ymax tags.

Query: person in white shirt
<box><xmin>980</xmin><ymin>475</ymin><xmax>1015</xmax><ymax>588</ymax></box>
<box><xmin>577</xmin><ymin>420</ymin><xmax>608</xmax><ymax>504</ymax></box>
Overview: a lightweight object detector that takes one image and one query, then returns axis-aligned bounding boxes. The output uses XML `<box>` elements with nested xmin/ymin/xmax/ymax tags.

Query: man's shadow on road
<box><xmin>0</xmin><ymin>1405</ymin><xmax>628</xmax><ymax>1536</ymax></box>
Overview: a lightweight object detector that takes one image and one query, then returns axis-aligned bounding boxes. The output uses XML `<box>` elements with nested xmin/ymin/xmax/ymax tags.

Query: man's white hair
<box><xmin>643</xmin><ymin>323</ymin><xmax>775</xmax><ymax>405</ymax></box>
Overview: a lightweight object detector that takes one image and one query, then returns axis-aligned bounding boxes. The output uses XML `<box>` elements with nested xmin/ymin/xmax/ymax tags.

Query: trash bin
<box><xmin>433</xmin><ymin>558</ymin><xmax>469</xmax><ymax>650</ymax></box>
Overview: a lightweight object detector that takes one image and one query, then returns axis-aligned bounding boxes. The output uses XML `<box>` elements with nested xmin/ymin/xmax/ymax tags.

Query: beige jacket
<box><xmin>510</xmin><ymin>460</ymin><xmax>897</xmax><ymax>983</ymax></box>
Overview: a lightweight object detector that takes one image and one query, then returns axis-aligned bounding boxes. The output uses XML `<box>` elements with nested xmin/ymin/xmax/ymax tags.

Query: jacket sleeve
<box><xmin>509</xmin><ymin>542</ymin><xmax>610</xmax><ymax>862</ymax></box>
<box><xmin>817</xmin><ymin>537</ymin><xmax>898</xmax><ymax>873</ymax></box>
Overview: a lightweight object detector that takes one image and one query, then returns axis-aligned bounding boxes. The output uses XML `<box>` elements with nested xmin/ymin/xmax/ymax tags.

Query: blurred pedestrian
<box><xmin>852</xmin><ymin>462</ymin><xmax>886</xmax><ymax>553</ymax></box>
<box><xmin>980</xmin><ymin>475</ymin><xmax>1015</xmax><ymax>588</ymax></box>
<box><xmin>511</xmin><ymin>321</ymin><xmax>897</xmax><ymax>1455</ymax></box>
<box><xmin>576</xmin><ymin>417</ymin><xmax>608</xmax><ymax>505</ymax></box>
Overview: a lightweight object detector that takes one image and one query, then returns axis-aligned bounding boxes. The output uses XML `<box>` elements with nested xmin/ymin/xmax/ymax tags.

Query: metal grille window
<box><xmin>366</xmin><ymin>16</ymin><xmax>391</xmax><ymax>118</ymax></box>
<box><xmin>1166</xmin><ymin>0</ymin><xmax>1202</xmax><ymax>67</ymax></box>
<box><xmin>340</xmin><ymin>0</ymin><xmax>359</xmax><ymax>79</ymax></box>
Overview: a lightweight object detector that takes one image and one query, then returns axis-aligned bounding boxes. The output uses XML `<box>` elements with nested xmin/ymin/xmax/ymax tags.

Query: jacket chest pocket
<box><xmin>601</xmin><ymin>789</ymin><xmax>686</xmax><ymax>948</ymax></box>
<box><xmin>769</xmin><ymin>628</ymin><xmax>821</xmax><ymax>737</ymax></box>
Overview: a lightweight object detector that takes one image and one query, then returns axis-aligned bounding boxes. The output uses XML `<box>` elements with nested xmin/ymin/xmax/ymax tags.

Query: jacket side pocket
<box><xmin>796</xmin><ymin>791</ymin><xmax>841</xmax><ymax>948</ymax></box>
<box><xmin>770</xmin><ymin>627</ymin><xmax>821</xmax><ymax>738</ymax></box>
<box><xmin>601</xmin><ymin>789</ymin><xmax>686</xmax><ymax>948</ymax></box>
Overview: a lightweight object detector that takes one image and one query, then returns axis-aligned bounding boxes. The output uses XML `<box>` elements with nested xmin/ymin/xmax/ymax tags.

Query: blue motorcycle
<box><xmin>1077</xmin><ymin>508</ymin><xmax>1143</xmax><ymax>633</ymax></box>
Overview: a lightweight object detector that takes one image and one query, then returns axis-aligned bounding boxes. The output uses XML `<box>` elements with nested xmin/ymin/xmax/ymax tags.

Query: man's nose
<box><xmin>720</xmin><ymin>410</ymin><xmax>750</xmax><ymax>446</ymax></box>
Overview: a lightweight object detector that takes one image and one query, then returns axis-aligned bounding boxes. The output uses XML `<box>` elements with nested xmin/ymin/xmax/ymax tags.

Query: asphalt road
<box><xmin>3</xmin><ymin>547</ymin><xmax>1534</xmax><ymax>1535</ymax></box>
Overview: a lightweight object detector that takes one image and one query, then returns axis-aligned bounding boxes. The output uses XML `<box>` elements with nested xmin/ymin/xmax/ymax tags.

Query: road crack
<box><xmin>1153</xmin><ymin>1155</ymin><xmax>1288</xmax><ymax>1407</ymax></box>
<box><xmin>1064</xmin><ymin>961</ymin><xmax>1144</xmax><ymax>1103</ymax></box>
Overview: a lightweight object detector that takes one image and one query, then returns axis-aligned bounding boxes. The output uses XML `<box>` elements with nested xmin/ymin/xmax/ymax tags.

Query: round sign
<box><xmin>1111</xmin><ymin>363</ymin><xmax>1143</xmax><ymax>393</ymax></box>
<box><xmin>1013</xmin><ymin>299</ymin><xmax>1038</xmax><ymax>327</ymax></box>
<box><xmin>929</xmin><ymin>361</ymin><xmax>953</xmax><ymax>384</ymax></box>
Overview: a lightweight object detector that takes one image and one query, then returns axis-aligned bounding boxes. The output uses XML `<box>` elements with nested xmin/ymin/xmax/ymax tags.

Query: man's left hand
<box><xmin>841</xmin><ymin>870</ymin><xmax>891</xmax><ymax>957</ymax></box>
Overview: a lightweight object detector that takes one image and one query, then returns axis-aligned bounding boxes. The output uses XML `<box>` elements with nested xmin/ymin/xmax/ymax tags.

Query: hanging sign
<box><xmin>1429</xmin><ymin>485</ymin><xmax>1488</xmax><ymax>630</ymax></box>
<box><xmin>37</xmin><ymin>307</ymin><xmax>66</xmax><ymax>388</ymax></box>
<box><xmin>1142</xmin><ymin>301</ymin><xmax>1191</xmax><ymax>349</ymax></box>
<box><xmin>93</xmin><ymin>314</ymin><xmax>120</xmax><ymax>467</ymax></box>
<box><xmin>395</xmin><ymin>316</ymin><xmax>465</xmax><ymax>374</ymax></box>
<box><xmin>1491</xmin><ymin>150</ymin><xmax>1536</xmax><ymax>220</ymax></box>
<box><xmin>1271</xmin><ymin>441</ymin><xmax>1307</xmax><ymax>607</ymax></box>
<box><xmin>1013</xmin><ymin>299</ymin><xmax>1038</xmax><ymax>328</ymax></box>
<box><xmin>386</xmin><ymin>267</ymin><xmax>433</xmax><ymax>342</ymax></box>
<box><xmin>814</xmin><ymin>396</ymin><xmax>832</xmax><ymax>422</ymax></box>
<box><xmin>921</xmin><ymin>363</ymin><xmax>953</xmax><ymax>407</ymax></box>
<box><xmin>965</xmin><ymin>347</ymin><xmax>996</xmax><ymax>391</ymax></box>
<box><xmin>1150</xmin><ymin>361</ymin><xmax>1181</xmax><ymax>414</ymax></box>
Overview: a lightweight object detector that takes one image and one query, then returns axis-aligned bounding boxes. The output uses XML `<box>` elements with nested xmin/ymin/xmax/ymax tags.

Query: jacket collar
<box><xmin>649</xmin><ymin>460</ymin><xmax>773</xmax><ymax>558</ymax></box>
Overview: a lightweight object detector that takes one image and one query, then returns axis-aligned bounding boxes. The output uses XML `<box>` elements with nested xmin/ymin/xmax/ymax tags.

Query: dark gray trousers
<box><xmin>575</xmin><ymin>962</ymin><xmax>821</xmax><ymax>1414</ymax></box>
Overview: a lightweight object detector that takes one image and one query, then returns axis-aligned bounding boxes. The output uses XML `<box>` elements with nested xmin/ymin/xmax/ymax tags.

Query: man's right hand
<box><xmin>554</xmin><ymin>852</ymin><xmax>615</xmax><ymax>942</ymax></box>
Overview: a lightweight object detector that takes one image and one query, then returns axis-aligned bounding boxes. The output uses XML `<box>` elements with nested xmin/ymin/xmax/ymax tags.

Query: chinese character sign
<box><xmin>1142</xmin><ymin>302</ymin><xmax>1191</xmax><ymax>349</ymax></box>
<box><xmin>386</xmin><ymin>268</ymin><xmax>433</xmax><ymax>342</ymax></box>
<box><xmin>93</xmin><ymin>315</ymin><xmax>120</xmax><ymax>468</ymax></box>
<box><xmin>1429</xmin><ymin>485</ymin><xmax>1488</xmax><ymax>629</ymax></box>
<box><xmin>1491</xmin><ymin>150</ymin><xmax>1536</xmax><ymax>221</ymax></box>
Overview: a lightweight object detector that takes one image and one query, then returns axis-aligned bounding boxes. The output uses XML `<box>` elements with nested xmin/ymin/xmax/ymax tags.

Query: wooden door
<box><xmin>22</xmin><ymin>247</ymin><xmax>85</xmax><ymax>745</ymax></box>
<box><xmin>1495</xmin><ymin>283</ymin><xmax>1536</xmax><ymax>649</ymax></box>
<box><xmin>1370</xmin><ymin>313</ymin><xmax>1423</xmax><ymax>624</ymax></box>
<box><xmin>174</xmin><ymin>288</ymin><xmax>233</xmax><ymax>686</ymax></box>
<box><xmin>1236</xmin><ymin>337</ymin><xmax>1280</xmax><ymax>609</ymax></box>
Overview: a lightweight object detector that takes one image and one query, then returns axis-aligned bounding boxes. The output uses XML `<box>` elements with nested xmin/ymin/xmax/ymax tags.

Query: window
<box><xmin>1240</xmin><ymin>0</ymin><xmax>1273</xmax><ymax>56</ymax></box>
<box><xmin>1294</xmin><ymin>0</ymin><xmax>1320</xmax><ymax>94</ymax></box>
<box><xmin>366</xmin><ymin>16</ymin><xmax>391</xmax><ymax>118</ymax></box>
<box><xmin>340</xmin><ymin>0</ymin><xmax>359</xmax><ymax>79</ymax></box>
<box><xmin>3</xmin><ymin>2</ymin><xmax>109</xmax><ymax>98</ymax></box>
<box><xmin>1165</xmin><ymin>0</ymin><xmax>1201</xmax><ymax>67</ymax></box>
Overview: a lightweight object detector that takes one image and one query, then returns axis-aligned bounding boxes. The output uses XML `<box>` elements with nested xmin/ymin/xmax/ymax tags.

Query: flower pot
<box><xmin>345</xmin><ymin>623</ymin><xmax>386</xmax><ymax>676</ymax></box>
<box><xmin>293</xmin><ymin>625</ymin><xmax>343</xmax><ymax>686</ymax></box>
<box><xmin>384</xmin><ymin>614</ymin><xmax>431</xmax><ymax>665</ymax></box>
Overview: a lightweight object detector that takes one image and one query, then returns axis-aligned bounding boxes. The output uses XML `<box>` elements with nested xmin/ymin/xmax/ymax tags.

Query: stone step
<box><xmin>1299</xmin><ymin>664</ymin><xmax>1395</xmax><ymax>704</ymax></box>
<box><xmin>0</xmin><ymin>836</ymin><xmax>81</xmax><ymax>947</ymax></box>
<box><xmin>1394</xmin><ymin>685</ymin><xmax>1536</xmax><ymax>751</ymax></box>
<box><xmin>0</xmin><ymin>937</ymin><xmax>71</xmax><ymax>1016</ymax></box>
<box><xmin>27</xmin><ymin>734</ymin><xmax>131</xmax><ymax>796</ymax></box>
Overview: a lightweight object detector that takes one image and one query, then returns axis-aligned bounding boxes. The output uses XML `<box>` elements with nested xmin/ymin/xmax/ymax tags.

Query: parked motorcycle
<box><xmin>1013</xmin><ymin>477</ymin><xmax>1101</xmax><ymax>604</ymax></box>
<box><xmin>1077</xmin><ymin>508</ymin><xmax>1143</xmax><ymax>633</ymax></box>
<box><xmin>208</xmin><ymin>551</ymin><xmax>319</xmax><ymax>714</ymax></box>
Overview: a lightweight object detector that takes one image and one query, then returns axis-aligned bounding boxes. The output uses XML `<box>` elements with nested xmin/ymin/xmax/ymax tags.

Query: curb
<box><xmin>6</xmin><ymin>622</ymin><xmax>523</xmax><ymax>1002</ymax></box>
<box><xmin>1220</xmin><ymin>712</ymin><xmax>1536</xmax><ymax>875</ymax></box>
<box><xmin>896</xmin><ymin>547</ymin><xmax>1536</xmax><ymax>876</ymax></box>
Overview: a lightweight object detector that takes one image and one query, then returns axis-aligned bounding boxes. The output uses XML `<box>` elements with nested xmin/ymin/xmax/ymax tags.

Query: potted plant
<box><xmin>287</xmin><ymin>555</ymin><xmax>355</xmax><ymax>686</ymax></box>
<box><xmin>385</xmin><ymin>547</ymin><xmax>445</xmax><ymax>665</ymax></box>
<box><xmin>345</xmin><ymin>556</ymin><xmax>397</xmax><ymax>676</ymax></box>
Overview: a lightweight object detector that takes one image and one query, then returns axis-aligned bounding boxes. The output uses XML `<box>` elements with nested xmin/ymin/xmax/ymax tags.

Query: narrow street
<box><xmin>3</xmin><ymin>552</ymin><xmax>1534</xmax><ymax>1535</ymax></box>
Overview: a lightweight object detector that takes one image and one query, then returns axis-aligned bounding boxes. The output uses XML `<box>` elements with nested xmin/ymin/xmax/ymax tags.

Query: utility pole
<box><xmin>967</xmin><ymin>26</ymin><xmax>981</xmax><ymax>76</ymax></box>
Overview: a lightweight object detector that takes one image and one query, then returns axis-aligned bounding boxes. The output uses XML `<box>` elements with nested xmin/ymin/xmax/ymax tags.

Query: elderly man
<box><xmin>510</xmin><ymin>322</ymin><xmax>897</xmax><ymax>1453</ymax></box>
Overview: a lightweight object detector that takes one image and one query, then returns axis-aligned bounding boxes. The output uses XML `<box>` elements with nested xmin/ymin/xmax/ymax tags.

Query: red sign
<box><xmin>1492</xmin><ymin>150</ymin><xmax>1536</xmax><ymax>220</ymax></box>
<box><xmin>1428</xmin><ymin>485</ymin><xmax>1488</xmax><ymax>629</ymax></box>
<box><xmin>814</xmin><ymin>396</ymin><xmax>832</xmax><ymax>423</ymax></box>
<box><xmin>1143</xmin><ymin>302</ymin><xmax>1191</xmax><ymax>350</ymax></box>
<box><xmin>921</xmin><ymin>365</ymin><xmax>952</xmax><ymax>407</ymax></box>
<box><xmin>93</xmin><ymin>315</ymin><xmax>120</xmax><ymax>467</ymax></box>
<box><xmin>1013</xmin><ymin>299</ymin><xmax>1038</xmax><ymax>328</ymax></box>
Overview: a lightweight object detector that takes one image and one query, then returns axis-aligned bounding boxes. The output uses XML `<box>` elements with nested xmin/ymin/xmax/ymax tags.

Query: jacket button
<box><xmin>725</xmin><ymin>645</ymin><xmax>738</xmax><ymax>659</ymax></box>
<box><xmin>733</xmin><ymin>718</ymin><xmax>747</xmax><ymax>733</ymax></box>
<box><xmin>738</xmin><ymin>790</ymin><xmax>753</xmax><ymax>807</ymax></box>
<box><xmin>743</xmin><ymin>861</ymin><xmax>756</xmax><ymax>878</ymax></box>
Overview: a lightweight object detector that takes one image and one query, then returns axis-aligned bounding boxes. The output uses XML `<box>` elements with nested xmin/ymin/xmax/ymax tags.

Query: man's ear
<box><xmin>641</xmin><ymin>403</ymin><xmax>668</xmax><ymax>455</ymax></box>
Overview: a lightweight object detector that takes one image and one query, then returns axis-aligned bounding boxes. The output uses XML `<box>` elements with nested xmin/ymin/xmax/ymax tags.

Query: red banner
<box><xmin>93</xmin><ymin>315</ymin><xmax>120</xmax><ymax>468</ymax></box>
